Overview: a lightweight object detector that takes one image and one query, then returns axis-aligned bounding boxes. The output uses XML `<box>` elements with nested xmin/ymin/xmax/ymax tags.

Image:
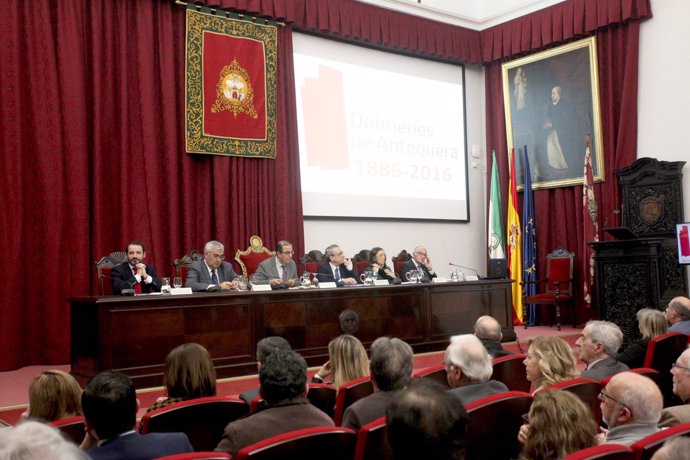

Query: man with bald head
<box><xmin>474</xmin><ymin>315</ymin><xmax>512</xmax><ymax>358</ymax></box>
<box><xmin>600</xmin><ymin>371</ymin><xmax>662</xmax><ymax>445</ymax></box>
<box><xmin>665</xmin><ymin>296</ymin><xmax>690</xmax><ymax>334</ymax></box>
<box><xmin>401</xmin><ymin>246</ymin><xmax>437</xmax><ymax>282</ymax></box>
<box><xmin>658</xmin><ymin>347</ymin><xmax>690</xmax><ymax>427</ymax></box>
<box><xmin>444</xmin><ymin>334</ymin><xmax>508</xmax><ymax>406</ymax></box>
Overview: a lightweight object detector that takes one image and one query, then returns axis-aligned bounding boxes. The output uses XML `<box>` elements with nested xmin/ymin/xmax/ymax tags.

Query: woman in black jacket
<box><xmin>615</xmin><ymin>308</ymin><xmax>668</xmax><ymax>368</ymax></box>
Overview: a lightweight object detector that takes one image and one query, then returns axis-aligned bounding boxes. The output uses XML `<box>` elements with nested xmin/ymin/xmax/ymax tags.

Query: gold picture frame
<box><xmin>502</xmin><ymin>37</ymin><xmax>604</xmax><ymax>190</ymax></box>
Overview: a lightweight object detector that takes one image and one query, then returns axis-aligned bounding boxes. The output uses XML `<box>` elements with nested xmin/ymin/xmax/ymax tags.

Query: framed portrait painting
<box><xmin>502</xmin><ymin>37</ymin><xmax>604</xmax><ymax>190</ymax></box>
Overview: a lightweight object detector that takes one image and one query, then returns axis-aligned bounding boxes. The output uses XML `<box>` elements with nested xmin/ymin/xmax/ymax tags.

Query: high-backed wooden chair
<box><xmin>413</xmin><ymin>365</ymin><xmax>450</xmax><ymax>388</ymax></box>
<box><xmin>521</xmin><ymin>247</ymin><xmax>575</xmax><ymax>330</ymax></box>
<box><xmin>234</xmin><ymin>235</ymin><xmax>275</xmax><ymax>279</ymax></box>
<box><xmin>391</xmin><ymin>250</ymin><xmax>411</xmax><ymax>279</ymax></box>
<box><xmin>173</xmin><ymin>249</ymin><xmax>202</xmax><ymax>280</ymax></box>
<box><xmin>139</xmin><ymin>396</ymin><xmax>249</xmax><ymax>451</ymax></box>
<box><xmin>643</xmin><ymin>332</ymin><xmax>688</xmax><ymax>407</ymax></box>
<box><xmin>492</xmin><ymin>354</ymin><xmax>531</xmax><ymax>392</ymax></box>
<box><xmin>353</xmin><ymin>249</ymin><xmax>371</xmax><ymax>275</ymax></box>
<box><xmin>49</xmin><ymin>416</ymin><xmax>86</xmax><ymax>444</ymax></box>
<box><xmin>630</xmin><ymin>421</ymin><xmax>690</xmax><ymax>460</ymax></box>
<box><xmin>465</xmin><ymin>391</ymin><xmax>533</xmax><ymax>460</ymax></box>
<box><xmin>353</xmin><ymin>416</ymin><xmax>392</xmax><ymax>460</ymax></box>
<box><xmin>562</xmin><ymin>444</ymin><xmax>635</xmax><ymax>460</ymax></box>
<box><xmin>95</xmin><ymin>251</ymin><xmax>127</xmax><ymax>295</ymax></box>
<box><xmin>334</xmin><ymin>376</ymin><xmax>375</xmax><ymax>426</ymax></box>
<box><xmin>300</xmin><ymin>249</ymin><xmax>325</xmax><ymax>274</ymax></box>
<box><xmin>235</xmin><ymin>426</ymin><xmax>356</xmax><ymax>460</ymax></box>
<box><xmin>544</xmin><ymin>377</ymin><xmax>602</xmax><ymax>424</ymax></box>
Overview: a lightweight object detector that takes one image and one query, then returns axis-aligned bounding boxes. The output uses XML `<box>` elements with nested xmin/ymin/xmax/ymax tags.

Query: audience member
<box><xmin>143</xmin><ymin>343</ymin><xmax>216</xmax><ymax>415</ymax></box>
<box><xmin>401</xmin><ymin>246</ymin><xmax>437</xmax><ymax>282</ymax></box>
<box><xmin>0</xmin><ymin>421</ymin><xmax>90</xmax><ymax>460</ymax></box>
<box><xmin>110</xmin><ymin>240</ymin><xmax>162</xmax><ymax>295</ymax></box>
<box><xmin>387</xmin><ymin>379</ymin><xmax>467</xmax><ymax>460</ymax></box>
<box><xmin>312</xmin><ymin>334</ymin><xmax>370</xmax><ymax>389</ymax></box>
<box><xmin>444</xmin><ymin>334</ymin><xmax>508</xmax><ymax>406</ymax></box>
<box><xmin>651</xmin><ymin>436</ymin><xmax>690</xmax><ymax>460</ymax></box>
<box><xmin>599</xmin><ymin>371</ymin><xmax>662</xmax><ymax>445</ymax></box>
<box><xmin>616</xmin><ymin>308</ymin><xmax>668</xmax><ymax>368</ymax></box>
<box><xmin>239</xmin><ymin>336</ymin><xmax>292</xmax><ymax>404</ymax></box>
<box><xmin>23</xmin><ymin>370</ymin><xmax>82</xmax><ymax>422</ymax></box>
<box><xmin>186</xmin><ymin>240</ymin><xmax>239</xmax><ymax>291</ymax></box>
<box><xmin>342</xmin><ymin>337</ymin><xmax>413</xmax><ymax>430</ymax></box>
<box><xmin>80</xmin><ymin>371</ymin><xmax>193</xmax><ymax>459</ymax></box>
<box><xmin>518</xmin><ymin>389</ymin><xmax>598</xmax><ymax>460</ymax></box>
<box><xmin>665</xmin><ymin>296</ymin><xmax>690</xmax><ymax>334</ymax></box>
<box><xmin>658</xmin><ymin>347</ymin><xmax>690</xmax><ymax>427</ymax></box>
<box><xmin>216</xmin><ymin>350</ymin><xmax>334</xmax><ymax>457</ymax></box>
<box><xmin>367</xmin><ymin>247</ymin><xmax>399</xmax><ymax>284</ymax></box>
<box><xmin>474</xmin><ymin>315</ymin><xmax>512</xmax><ymax>358</ymax></box>
<box><xmin>316</xmin><ymin>244</ymin><xmax>360</xmax><ymax>285</ymax></box>
<box><xmin>523</xmin><ymin>336</ymin><xmax>578</xmax><ymax>393</ymax></box>
<box><xmin>577</xmin><ymin>320</ymin><xmax>629</xmax><ymax>381</ymax></box>
<box><xmin>251</xmin><ymin>240</ymin><xmax>299</xmax><ymax>287</ymax></box>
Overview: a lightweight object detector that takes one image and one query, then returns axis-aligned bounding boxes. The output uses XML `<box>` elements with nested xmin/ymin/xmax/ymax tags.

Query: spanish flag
<box><xmin>507</xmin><ymin>148</ymin><xmax>523</xmax><ymax>325</ymax></box>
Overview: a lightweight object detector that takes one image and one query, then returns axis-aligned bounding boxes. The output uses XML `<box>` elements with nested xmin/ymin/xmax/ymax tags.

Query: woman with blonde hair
<box><xmin>312</xmin><ymin>334</ymin><xmax>369</xmax><ymax>388</ymax></box>
<box><xmin>523</xmin><ymin>336</ymin><xmax>578</xmax><ymax>393</ymax></box>
<box><xmin>24</xmin><ymin>370</ymin><xmax>82</xmax><ymax>422</ymax></box>
<box><xmin>145</xmin><ymin>342</ymin><xmax>217</xmax><ymax>414</ymax></box>
<box><xmin>518</xmin><ymin>389</ymin><xmax>598</xmax><ymax>459</ymax></box>
<box><xmin>616</xmin><ymin>308</ymin><xmax>668</xmax><ymax>368</ymax></box>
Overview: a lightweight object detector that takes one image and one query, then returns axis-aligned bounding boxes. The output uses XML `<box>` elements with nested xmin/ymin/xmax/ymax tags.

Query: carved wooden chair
<box><xmin>353</xmin><ymin>249</ymin><xmax>371</xmax><ymax>275</ymax></box>
<box><xmin>234</xmin><ymin>235</ymin><xmax>275</xmax><ymax>279</ymax></box>
<box><xmin>521</xmin><ymin>247</ymin><xmax>575</xmax><ymax>330</ymax></box>
<box><xmin>391</xmin><ymin>250</ymin><xmax>411</xmax><ymax>278</ymax></box>
<box><xmin>173</xmin><ymin>249</ymin><xmax>202</xmax><ymax>281</ymax></box>
<box><xmin>300</xmin><ymin>249</ymin><xmax>325</xmax><ymax>275</ymax></box>
<box><xmin>95</xmin><ymin>251</ymin><xmax>127</xmax><ymax>295</ymax></box>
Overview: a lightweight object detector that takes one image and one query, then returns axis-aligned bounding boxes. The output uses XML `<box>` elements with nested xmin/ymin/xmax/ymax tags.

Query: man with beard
<box><xmin>111</xmin><ymin>240</ymin><xmax>162</xmax><ymax>295</ymax></box>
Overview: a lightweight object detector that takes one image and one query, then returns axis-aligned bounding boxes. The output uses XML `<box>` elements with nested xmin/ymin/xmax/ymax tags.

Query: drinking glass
<box><xmin>161</xmin><ymin>277</ymin><xmax>172</xmax><ymax>293</ymax></box>
<box><xmin>235</xmin><ymin>276</ymin><xmax>248</xmax><ymax>291</ymax></box>
<box><xmin>173</xmin><ymin>277</ymin><xmax>182</xmax><ymax>288</ymax></box>
<box><xmin>300</xmin><ymin>272</ymin><xmax>312</xmax><ymax>288</ymax></box>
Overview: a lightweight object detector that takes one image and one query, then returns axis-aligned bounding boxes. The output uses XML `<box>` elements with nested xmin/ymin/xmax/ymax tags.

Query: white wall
<box><xmin>303</xmin><ymin>63</ymin><xmax>488</xmax><ymax>275</ymax></box>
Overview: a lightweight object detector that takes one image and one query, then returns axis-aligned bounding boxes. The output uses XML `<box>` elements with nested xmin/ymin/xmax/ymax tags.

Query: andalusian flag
<box><xmin>582</xmin><ymin>135</ymin><xmax>599</xmax><ymax>305</ymax></box>
<box><xmin>507</xmin><ymin>148</ymin><xmax>523</xmax><ymax>325</ymax></box>
<box><xmin>488</xmin><ymin>151</ymin><xmax>506</xmax><ymax>259</ymax></box>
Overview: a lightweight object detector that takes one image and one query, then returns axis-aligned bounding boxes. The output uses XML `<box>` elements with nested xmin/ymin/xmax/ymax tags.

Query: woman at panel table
<box><xmin>367</xmin><ymin>247</ymin><xmax>400</xmax><ymax>284</ymax></box>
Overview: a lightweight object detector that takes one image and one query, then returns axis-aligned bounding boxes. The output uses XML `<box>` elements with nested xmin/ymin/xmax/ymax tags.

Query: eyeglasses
<box><xmin>599</xmin><ymin>390</ymin><xmax>629</xmax><ymax>410</ymax></box>
<box><xmin>281</xmin><ymin>250</ymin><xmax>294</xmax><ymax>255</ymax></box>
<box><xmin>209</xmin><ymin>253</ymin><xmax>225</xmax><ymax>260</ymax></box>
<box><xmin>672</xmin><ymin>362</ymin><xmax>690</xmax><ymax>372</ymax></box>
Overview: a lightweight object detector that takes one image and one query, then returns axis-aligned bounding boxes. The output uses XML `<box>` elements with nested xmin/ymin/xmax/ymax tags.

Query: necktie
<box><xmin>211</xmin><ymin>269</ymin><xmax>219</xmax><ymax>285</ymax></box>
<box><xmin>132</xmin><ymin>268</ymin><xmax>142</xmax><ymax>293</ymax></box>
<box><xmin>281</xmin><ymin>265</ymin><xmax>288</xmax><ymax>282</ymax></box>
<box><xmin>335</xmin><ymin>267</ymin><xmax>341</xmax><ymax>281</ymax></box>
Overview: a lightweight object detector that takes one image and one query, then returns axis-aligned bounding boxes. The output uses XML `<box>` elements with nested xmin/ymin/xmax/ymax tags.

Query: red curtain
<box><xmin>484</xmin><ymin>8</ymin><xmax>647</xmax><ymax>322</ymax></box>
<box><xmin>0</xmin><ymin>0</ymin><xmax>302</xmax><ymax>371</ymax></box>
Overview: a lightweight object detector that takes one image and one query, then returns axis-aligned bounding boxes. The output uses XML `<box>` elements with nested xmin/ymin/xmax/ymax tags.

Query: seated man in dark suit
<box><xmin>315</xmin><ymin>244</ymin><xmax>360</xmax><ymax>286</ymax></box>
<box><xmin>186</xmin><ymin>240</ymin><xmax>239</xmax><ymax>291</ymax></box>
<box><xmin>342</xmin><ymin>337</ymin><xmax>414</xmax><ymax>430</ymax></box>
<box><xmin>216</xmin><ymin>350</ymin><xmax>334</xmax><ymax>457</ymax></box>
<box><xmin>239</xmin><ymin>336</ymin><xmax>293</xmax><ymax>404</ymax></box>
<box><xmin>577</xmin><ymin>320</ymin><xmax>629</xmax><ymax>381</ymax></box>
<box><xmin>401</xmin><ymin>246</ymin><xmax>437</xmax><ymax>282</ymax></box>
<box><xmin>445</xmin><ymin>334</ymin><xmax>508</xmax><ymax>406</ymax></box>
<box><xmin>111</xmin><ymin>240</ymin><xmax>162</xmax><ymax>295</ymax></box>
<box><xmin>80</xmin><ymin>371</ymin><xmax>193</xmax><ymax>460</ymax></box>
<box><xmin>251</xmin><ymin>240</ymin><xmax>299</xmax><ymax>287</ymax></box>
<box><xmin>474</xmin><ymin>315</ymin><xmax>512</xmax><ymax>358</ymax></box>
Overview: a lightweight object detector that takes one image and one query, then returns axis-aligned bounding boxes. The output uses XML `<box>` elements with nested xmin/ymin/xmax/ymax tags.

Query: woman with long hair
<box><xmin>367</xmin><ymin>247</ymin><xmax>399</xmax><ymax>284</ymax></box>
<box><xmin>24</xmin><ymin>370</ymin><xmax>82</xmax><ymax>422</ymax></box>
<box><xmin>616</xmin><ymin>308</ymin><xmax>668</xmax><ymax>368</ymax></box>
<box><xmin>312</xmin><ymin>334</ymin><xmax>370</xmax><ymax>389</ymax></box>
<box><xmin>523</xmin><ymin>336</ymin><xmax>578</xmax><ymax>393</ymax></box>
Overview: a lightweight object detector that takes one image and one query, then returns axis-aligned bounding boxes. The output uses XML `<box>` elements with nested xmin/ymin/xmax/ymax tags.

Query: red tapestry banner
<box><xmin>186</xmin><ymin>8</ymin><xmax>277</xmax><ymax>158</ymax></box>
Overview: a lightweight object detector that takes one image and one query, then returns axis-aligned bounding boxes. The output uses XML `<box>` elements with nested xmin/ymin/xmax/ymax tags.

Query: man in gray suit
<box><xmin>186</xmin><ymin>240</ymin><xmax>239</xmax><ymax>291</ymax></box>
<box><xmin>445</xmin><ymin>334</ymin><xmax>508</xmax><ymax>406</ymax></box>
<box><xmin>577</xmin><ymin>320</ymin><xmax>629</xmax><ymax>381</ymax></box>
<box><xmin>251</xmin><ymin>240</ymin><xmax>299</xmax><ymax>287</ymax></box>
<box><xmin>658</xmin><ymin>347</ymin><xmax>690</xmax><ymax>427</ymax></box>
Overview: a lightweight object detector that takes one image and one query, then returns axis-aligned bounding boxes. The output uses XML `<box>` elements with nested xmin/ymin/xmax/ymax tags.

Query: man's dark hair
<box><xmin>81</xmin><ymin>371</ymin><xmax>137</xmax><ymax>440</ymax></box>
<box><xmin>387</xmin><ymin>379</ymin><xmax>468</xmax><ymax>460</ymax></box>
<box><xmin>276</xmin><ymin>240</ymin><xmax>292</xmax><ymax>253</ymax></box>
<box><xmin>256</xmin><ymin>336</ymin><xmax>292</xmax><ymax>364</ymax></box>
<box><xmin>259</xmin><ymin>350</ymin><xmax>307</xmax><ymax>404</ymax></box>
<box><xmin>126</xmin><ymin>240</ymin><xmax>146</xmax><ymax>253</ymax></box>
<box><xmin>369</xmin><ymin>337</ymin><xmax>413</xmax><ymax>391</ymax></box>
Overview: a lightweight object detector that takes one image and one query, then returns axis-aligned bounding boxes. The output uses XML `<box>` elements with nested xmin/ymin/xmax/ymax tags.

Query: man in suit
<box><xmin>577</xmin><ymin>320</ymin><xmax>629</xmax><ymax>381</ymax></box>
<box><xmin>342</xmin><ymin>337</ymin><xmax>414</xmax><ymax>430</ymax></box>
<box><xmin>111</xmin><ymin>240</ymin><xmax>162</xmax><ymax>295</ymax></box>
<box><xmin>445</xmin><ymin>334</ymin><xmax>508</xmax><ymax>406</ymax></box>
<box><xmin>315</xmin><ymin>244</ymin><xmax>360</xmax><ymax>285</ymax></box>
<box><xmin>401</xmin><ymin>246</ymin><xmax>437</xmax><ymax>282</ymax></box>
<box><xmin>474</xmin><ymin>315</ymin><xmax>512</xmax><ymax>358</ymax></box>
<box><xmin>601</xmin><ymin>372</ymin><xmax>662</xmax><ymax>445</ymax></box>
<box><xmin>239</xmin><ymin>336</ymin><xmax>293</xmax><ymax>404</ymax></box>
<box><xmin>80</xmin><ymin>371</ymin><xmax>193</xmax><ymax>459</ymax></box>
<box><xmin>251</xmin><ymin>240</ymin><xmax>299</xmax><ymax>287</ymax></box>
<box><xmin>658</xmin><ymin>347</ymin><xmax>690</xmax><ymax>427</ymax></box>
<box><xmin>665</xmin><ymin>296</ymin><xmax>690</xmax><ymax>334</ymax></box>
<box><xmin>186</xmin><ymin>240</ymin><xmax>239</xmax><ymax>291</ymax></box>
<box><xmin>216</xmin><ymin>350</ymin><xmax>334</xmax><ymax>457</ymax></box>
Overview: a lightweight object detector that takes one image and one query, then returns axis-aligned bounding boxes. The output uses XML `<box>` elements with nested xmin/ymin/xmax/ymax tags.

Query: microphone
<box><xmin>100</xmin><ymin>273</ymin><xmax>137</xmax><ymax>296</ymax></box>
<box><xmin>449</xmin><ymin>262</ymin><xmax>481</xmax><ymax>278</ymax></box>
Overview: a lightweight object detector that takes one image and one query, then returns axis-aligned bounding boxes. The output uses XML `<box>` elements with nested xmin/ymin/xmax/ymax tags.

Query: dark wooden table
<box><xmin>69</xmin><ymin>280</ymin><xmax>514</xmax><ymax>387</ymax></box>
